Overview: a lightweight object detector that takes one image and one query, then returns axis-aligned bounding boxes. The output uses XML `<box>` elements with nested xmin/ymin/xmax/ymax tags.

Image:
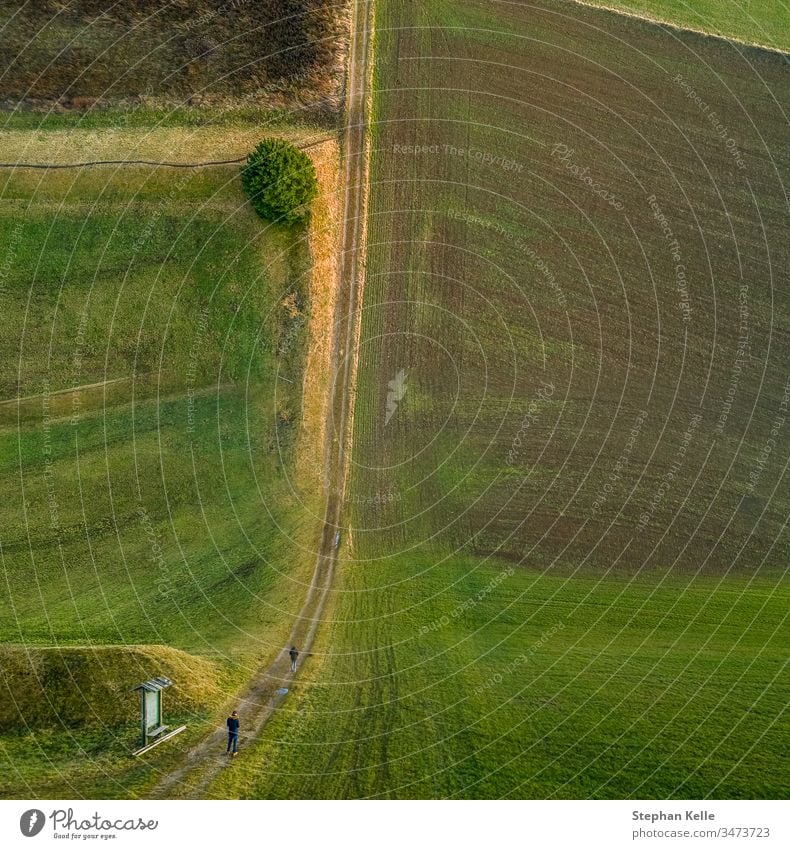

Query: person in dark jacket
<box><xmin>226</xmin><ymin>710</ymin><xmax>240</xmax><ymax>755</ymax></box>
<box><xmin>289</xmin><ymin>646</ymin><xmax>299</xmax><ymax>672</ymax></box>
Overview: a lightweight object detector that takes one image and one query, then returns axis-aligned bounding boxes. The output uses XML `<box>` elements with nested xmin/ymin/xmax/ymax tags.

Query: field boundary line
<box><xmin>0</xmin><ymin>376</ymin><xmax>130</xmax><ymax>406</ymax></box>
<box><xmin>0</xmin><ymin>135</ymin><xmax>334</xmax><ymax>170</ymax></box>
<box><xmin>0</xmin><ymin>376</ymin><xmax>234</xmax><ymax>407</ymax></box>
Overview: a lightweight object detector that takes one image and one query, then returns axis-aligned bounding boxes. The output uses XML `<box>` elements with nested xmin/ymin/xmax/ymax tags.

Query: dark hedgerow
<box><xmin>241</xmin><ymin>138</ymin><xmax>318</xmax><ymax>225</ymax></box>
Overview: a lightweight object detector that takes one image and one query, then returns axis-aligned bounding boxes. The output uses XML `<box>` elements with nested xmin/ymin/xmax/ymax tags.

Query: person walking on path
<box><xmin>289</xmin><ymin>646</ymin><xmax>299</xmax><ymax>672</ymax></box>
<box><xmin>226</xmin><ymin>710</ymin><xmax>240</xmax><ymax>756</ymax></box>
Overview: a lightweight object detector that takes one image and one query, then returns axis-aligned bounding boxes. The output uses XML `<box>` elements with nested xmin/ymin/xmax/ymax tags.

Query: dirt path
<box><xmin>147</xmin><ymin>0</ymin><xmax>375</xmax><ymax>800</ymax></box>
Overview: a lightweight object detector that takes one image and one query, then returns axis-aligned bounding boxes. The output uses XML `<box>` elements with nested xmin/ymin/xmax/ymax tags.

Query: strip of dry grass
<box><xmin>296</xmin><ymin>139</ymin><xmax>343</xmax><ymax>493</ymax></box>
<box><xmin>0</xmin><ymin>125</ymin><xmax>328</xmax><ymax>165</ymax></box>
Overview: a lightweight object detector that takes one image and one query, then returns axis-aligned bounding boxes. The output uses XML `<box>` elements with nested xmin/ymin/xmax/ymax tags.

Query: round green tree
<box><xmin>241</xmin><ymin>138</ymin><xmax>318</xmax><ymax>224</ymax></box>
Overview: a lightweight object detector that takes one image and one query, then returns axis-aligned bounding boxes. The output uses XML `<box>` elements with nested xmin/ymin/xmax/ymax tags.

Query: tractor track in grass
<box><xmin>147</xmin><ymin>0</ymin><xmax>375</xmax><ymax>800</ymax></box>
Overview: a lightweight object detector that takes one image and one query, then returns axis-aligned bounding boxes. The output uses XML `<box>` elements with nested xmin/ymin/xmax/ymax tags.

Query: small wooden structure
<box><xmin>131</xmin><ymin>676</ymin><xmax>185</xmax><ymax>756</ymax></box>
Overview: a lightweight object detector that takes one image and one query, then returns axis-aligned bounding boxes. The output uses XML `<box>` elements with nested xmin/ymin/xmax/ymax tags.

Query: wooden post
<box><xmin>139</xmin><ymin>689</ymin><xmax>147</xmax><ymax>748</ymax></box>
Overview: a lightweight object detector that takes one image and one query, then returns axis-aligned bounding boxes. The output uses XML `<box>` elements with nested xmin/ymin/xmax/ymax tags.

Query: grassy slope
<box><xmin>0</xmin><ymin>644</ymin><xmax>227</xmax><ymax>799</ymax></box>
<box><xmin>580</xmin><ymin>0</ymin><xmax>790</xmax><ymax>51</ymax></box>
<box><xmin>209</xmin><ymin>0</ymin><xmax>789</xmax><ymax>798</ymax></box>
<box><xmin>0</xmin><ymin>118</ymin><xmax>321</xmax><ymax>797</ymax></box>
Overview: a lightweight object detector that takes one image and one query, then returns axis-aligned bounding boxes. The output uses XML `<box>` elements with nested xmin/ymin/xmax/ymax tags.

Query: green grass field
<box><xmin>0</xmin><ymin>116</ymin><xmax>323</xmax><ymax>797</ymax></box>
<box><xmin>212</xmin><ymin>556</ymin><xmax>788</xmax><ymax>798</ymax></box>
<box><xmin>583</xmin><ymin>0</ymin><xmax>790</xmax><ymax>51</ymax></box>
<box><xmin>205</xmin><ymin>0</ymin><xmax>789</xmax><ymax>798</ymax></box>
